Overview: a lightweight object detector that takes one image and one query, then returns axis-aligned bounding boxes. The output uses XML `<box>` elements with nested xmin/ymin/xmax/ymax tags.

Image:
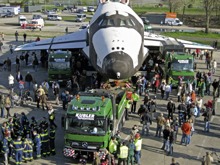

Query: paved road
<box><xmin>0</xmin><ymin>13</ymin><xmax>220</xmax><ymax>165</ymax></box>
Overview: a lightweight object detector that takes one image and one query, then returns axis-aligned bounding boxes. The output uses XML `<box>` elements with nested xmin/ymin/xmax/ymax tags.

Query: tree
<box><xmin>213</xmin><ymin>0</ymin><xmax>220</xmax><ymax>18</ymax></box>
<box><xmin>168</xmin><ymin>0</ymin><xmax>182</xmax><ymax>13</ymax></box>
<box><xmin>203</xmin><ymin>0</ymin><xmax>214</xmax><ymax>33</ymax></box>
<box><xmin>180</xmin><ymin>0</ymin><xmax>192</xmax><ymax>22</ymax></box>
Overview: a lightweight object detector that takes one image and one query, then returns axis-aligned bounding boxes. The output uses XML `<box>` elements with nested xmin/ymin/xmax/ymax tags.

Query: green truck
<box><xmin>165</xmin><ymin>52</ymin><xmax>195</xmax><ymax>87</ymax></box>
<box><xmin>48</xmin><ymin>50</ymin><xmax>72</xmax><ymax>84</ymax></box>
<box><xmin>62</xmin><ymin>87</ymin><xmax>128</xmax><ymax>158</ymax></box>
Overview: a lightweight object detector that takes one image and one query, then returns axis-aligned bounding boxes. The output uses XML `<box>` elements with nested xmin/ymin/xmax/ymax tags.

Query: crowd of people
<box><xmin>0</xmin><ymin>41</ymin><xmax>218</xmax><ymax>165</ymax></box>
<box><xmin>91</xmin><ymin>131</ymin><xmax>142</xmax><ymax>165</ymax></box>
<box><xmin>1</xmin><ymin>104</ymin><xmax>56</xmax><ymax>165</ymax></box>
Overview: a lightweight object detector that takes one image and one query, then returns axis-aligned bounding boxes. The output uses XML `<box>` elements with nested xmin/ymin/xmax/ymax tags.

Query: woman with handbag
<box><xmin>5</xmin><ymin>95</ymin><xmax>11</xmax><ymax>118</ymax></box>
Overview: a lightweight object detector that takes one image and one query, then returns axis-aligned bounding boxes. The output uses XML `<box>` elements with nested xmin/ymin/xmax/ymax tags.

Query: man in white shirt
<box><xmin>8</xmin><ymin>74</ymin><xmax>14</xmax><ymax>89</ymax></box>
<box><xmin>165</xmin><ymin>84</ymin><xmax>171</xmax><ymax>100</ymax></box>
<box><xmin>196</xmin><ymin>97</ymin><xmax>203</xmax><ymax>117</ymax></box>
<box><xmin>212</xmin><ymin>59</ymin><xmax>217</xmax><ymax>74</ymax></box>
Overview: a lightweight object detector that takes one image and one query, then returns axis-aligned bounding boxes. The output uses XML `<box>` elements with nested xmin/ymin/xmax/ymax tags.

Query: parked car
<box><xmin>44</xmin><ymin>10</ymin><xmax>56</xmax><ymax>15</ymax></box>
<box><xmin>79</xmin><ymin>24</ymin><xmax>89</xmax><ymax>30</ymax></box>
<box><xmin>75</xmin><ymin>14</ymin><xmax>86</xmax><ymax>22</ymax></box>
<box><xmin>47</xmin><ymin>14</ymin><xmax>62</xmax><ymax>21</ymax></box>
<box><xmin>82</xmin><ymin>6</ymin><xmax>88</xmax><ymax>12</ymax></box>
<box><xmin>33</xmin><ymin>14</ymin><xmax>43</xmax><ymax>19</ymax></box>
<box><xmin>77</xmin><ymin>8</ymin><xmax>84</xmax><ymax>13</ymax></box>
<box><xmin>87</xmin><ymin>6</ymin><xmax>95</xmax><ymax>12</ymax></box>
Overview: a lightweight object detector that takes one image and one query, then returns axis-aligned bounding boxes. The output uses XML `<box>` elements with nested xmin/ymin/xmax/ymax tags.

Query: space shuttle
<box><xmin>15</xmin><ymin>0</ymin><xmax>214</xmax><ymax>79</ymax></box>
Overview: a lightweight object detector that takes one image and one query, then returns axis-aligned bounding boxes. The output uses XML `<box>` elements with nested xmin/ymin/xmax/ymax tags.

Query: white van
<box><xmin>26</xmin><ymin>18</ymin><xmax>44</xmax><ymax>29</ymax></box>
<box><xmin>18</xmin><ymin>15</ymin><xmax>27</xmax><ymax>26</ymax></box>
<box><xmin>47</xmin><ymin>14</ymin><xmax>62</xmax><ymax>21</ymax></box>
<box><xmin>75</xmin><ymin>14</ymin><xmax>86</xmax><ymax>22</ymax></box>
<box><xmin>165</xmin><ymin>18</ymin><xmax>183</xmax><ymax>26</ymax></box>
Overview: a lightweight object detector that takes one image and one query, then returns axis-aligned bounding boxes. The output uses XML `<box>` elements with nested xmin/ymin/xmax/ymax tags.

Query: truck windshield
<box><xmin>48</xmin><ymin>61</ymin><xmax>70</xmax><ymax>70</ymax></box>
<box><xmin>20</xmin><ymin>19</ymin><xmax>26</xmax><ymax>21</ymax></box>
<box><xmin>65</xmin><ymin>117</ymin><xmax>106</xmax><ymax>135</ymax></box>
<box><xmin>171</xmin><ymin>59</ymin><xmax>193</xmax><ymax>71</ymax></box>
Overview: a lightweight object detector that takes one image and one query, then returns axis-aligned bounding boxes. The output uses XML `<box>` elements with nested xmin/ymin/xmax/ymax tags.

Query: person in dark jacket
<box><xmin>137</xmin><ymin>104</ymin><xmax>147</xmax><ymax>116</ymax></box>
<box><xmin>202</xmin><ymin>108</ymin><xmax>212</xmax><ymax>132</ymax></box>
<box><xmin>161</xmin><ymin>126</ymin><xmax>170</xmax><ymax>150</ymax></box>
<box><xmin>143</xmin><ymin>93</ymin><xmax>150</xmax><ymax>105</ymax></box>
<box><xmin>25</xmin><ymin>52</ymin><xmax>29</xmax><ymax>65</ymax></box>
<box><xmin>1</xmin><ymin>136</ymin><xmax>9</xmax><ymax>165</ymax></box>
<box><xmin>61</xmin><ymin>90</ymin><xmax>70</xmax><ymax>110</ymax></box>
<box><xmin>212</xmin><ymin>79</ymin><xmax>219</xmax><ymax>97</ymax></box>
<box><xmin>25</xmin><ymin>72</ymin><xmax>33</xmax><ymax>90</ymax></box>
<box><xmin>33</xmin><ymin>55</ymin><xmax>39</xmax><ymax>72</ymax></box>
<box><xmin>177</xmin><ymin>101</ymin><xmax>187</xmax><ymax>125</ymax></box>
<box><xmin>168</xmin><ymin>126</ymin><xmax>175</xmax><ymax>155</ymax></box>
<box><xmin>23</xmin><ymin>33</ymin><xmax>27</xmax><ymax>42</ymax></box>
<box><xmin>141</xmin><ymin>110</ymin><xmax>152</xmax><ymax>136</ymax></box>
<box><xmin>167</xmin><ymin>99</ymin><xmax>176</xmax><ymax>120</ymax></box>
<box><xmin>15</xmin><ymin>56</ymin><xmax>20</xmax><ymax>72</ymax></box>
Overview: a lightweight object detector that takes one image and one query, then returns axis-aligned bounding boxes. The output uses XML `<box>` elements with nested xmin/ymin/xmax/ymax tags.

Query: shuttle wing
<box><xmin>15</xmin><ymin>28</ymin><xmax>87</xmax><ymax>51</ymax></box>
<box><xmin>143</xmin><ymin>32</ymin><xmax>214</xmax><ymax>51</ymax></box>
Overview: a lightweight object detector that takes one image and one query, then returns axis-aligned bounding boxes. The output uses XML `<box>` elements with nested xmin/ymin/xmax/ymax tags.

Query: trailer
<box><xmin>0</xmin><ymin>6</ymin><xmax>20</xmax><ymax>17</ymax></box>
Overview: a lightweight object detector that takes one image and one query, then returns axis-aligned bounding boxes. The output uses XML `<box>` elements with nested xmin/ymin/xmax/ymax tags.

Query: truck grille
<box><xmin>70</xmin><ymin>140</ymin><xmax>103</xmax><ymax>150</ymax></box>
<box><xmin>50</xmin><ymin>74</ymin><xmax>69</xmax><ymax>80</ymax></box>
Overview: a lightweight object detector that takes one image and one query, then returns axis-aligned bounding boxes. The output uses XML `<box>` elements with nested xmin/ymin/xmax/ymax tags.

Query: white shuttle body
<box><xmin>15</xmin><ymin>0</ymin><xmax>214</xmax><ymax>80</ymax></box>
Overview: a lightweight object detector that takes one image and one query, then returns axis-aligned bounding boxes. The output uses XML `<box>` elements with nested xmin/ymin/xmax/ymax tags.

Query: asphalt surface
<box><xmin>0</xmin><ymin>11</ymin><xmax>220</xmax><ymax>165</ymax></box>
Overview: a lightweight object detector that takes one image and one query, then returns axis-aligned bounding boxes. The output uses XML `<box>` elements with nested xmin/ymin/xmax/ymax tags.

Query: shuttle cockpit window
<box><xmin>99</xmin><ymin>18</ymin><xmax>115</xmax><ymax>26</ymax></box>
<box><xmin>108</xmin><ymin>19</ymin><xmax>115</xmax><ymax>26</ymax></box>
<box><xmin>99</xmin><ymin>14</ymin><xmax>135</xmax><ymax>27</ymax></box>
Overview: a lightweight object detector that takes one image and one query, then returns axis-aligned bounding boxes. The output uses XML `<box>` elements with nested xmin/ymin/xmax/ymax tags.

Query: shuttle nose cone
<box><xmin>102</xmin><ymin>52</ymin><xmax>134</xmax><ymax>79</ymax></box>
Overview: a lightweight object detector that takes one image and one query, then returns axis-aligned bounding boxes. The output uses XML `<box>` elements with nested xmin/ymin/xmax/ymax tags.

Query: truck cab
<box><xmin>18</xmin><ymin>15</ymin><xmax>27</xmax><ymax>26</ymax></box>
<box><xmin>165</xmin><ymin>52</ymin><xmax>195</xmax><ymax>87</ymax></box>
<box><xmin>62</xmin><ymin>86</ymin><xmax>128</xmax><ymax>158</ymax></box>
<box><xmin>48</xmin><ymin>50</ymin><xmax>72</xmax><ymax>84</ymax></box>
